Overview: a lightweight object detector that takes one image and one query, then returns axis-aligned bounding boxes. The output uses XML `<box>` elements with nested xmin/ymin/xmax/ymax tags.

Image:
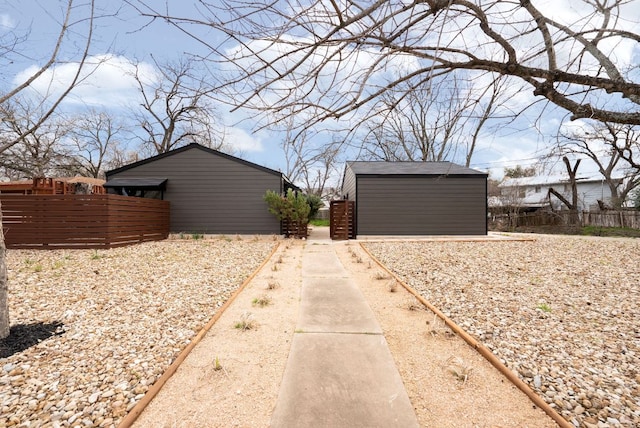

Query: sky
<box><xmin>2</xmin><ymin>0</ymin><xmax>639</xmax><ymax>186</ymax></box>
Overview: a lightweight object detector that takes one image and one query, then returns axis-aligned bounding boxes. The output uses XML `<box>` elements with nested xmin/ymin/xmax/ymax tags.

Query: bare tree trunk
<box><xmin>548</xmin><ymin>157</ymin><xmax>582</xmax><ymax>226</ymax></box>
<box><xmin>0</xmin><ymin>203</ymin><xmax>9</xmax><ymax>339</ymax></box>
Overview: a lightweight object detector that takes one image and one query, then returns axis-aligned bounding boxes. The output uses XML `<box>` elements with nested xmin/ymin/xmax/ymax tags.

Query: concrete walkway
<box><xmin>270</xmin><ymin>228</ymin><xmax>420</xmax><ymax>427</ymax></box>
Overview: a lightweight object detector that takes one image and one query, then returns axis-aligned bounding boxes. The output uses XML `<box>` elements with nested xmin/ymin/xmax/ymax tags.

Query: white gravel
<box><xmin>363</xmin><ymin>235</ymin><xmax>640</xmax><ymax>428</ymax></box>
<box><xmin>0</xmin><ymin>237</ymin><xmax>275</xmax><ymax>427</ymax></box>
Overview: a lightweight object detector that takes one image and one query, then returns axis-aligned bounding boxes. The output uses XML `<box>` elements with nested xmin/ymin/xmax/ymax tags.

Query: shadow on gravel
<box><xmin>0</xmin><ymin>321</ymin><xmax>65</xmax><ymax>358</ymax></box>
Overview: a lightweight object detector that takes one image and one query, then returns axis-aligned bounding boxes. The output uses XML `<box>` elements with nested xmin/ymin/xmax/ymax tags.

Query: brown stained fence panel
<box><xmin>0</xmin><ymin>194</ymin><xmax>169</xmax><ymax>249</ymax></box>
<box><xmin>330</xmin><ymin>200</ymin><xmax>355</xmax><ymax>240</ymax></box>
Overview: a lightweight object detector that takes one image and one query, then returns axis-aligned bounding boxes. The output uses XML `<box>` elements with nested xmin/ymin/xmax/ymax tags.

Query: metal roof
<box><xmin>103</xmin><ymin>177</ymin><xmax>168</xmax><ymax>189</ymax></box>
<box><xmin>346</xmin><ymin>161</ymin><xmax>487</xmax><ymax>176</ymax></box>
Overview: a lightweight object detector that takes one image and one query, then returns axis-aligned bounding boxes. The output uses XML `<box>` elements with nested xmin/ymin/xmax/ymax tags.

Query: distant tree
<box><xmin>554</xmin><ymin>122</ymin><xmax>640</xmax><ymax>208</ymax></box>
<box><xmin>0</xmin><ymin>98</ymin><xmax>73</xmax><ymax>178</ymax></box>
<box><xmin>548</xmin><ymin>156</ymin><xmax>581</xmax><ymax>225</ymax></box>
<box><xmin>360</xmin><ymin>74</ymin><xmax>506</xmax><ymax>166</ymax></box>
<box><xmin>504</xmin><ymin>165</ymin><xmax>536</xmax><ymax>178</ymax></box>
<box><xmin>280</xmin><ymin>116</ymin><xmax>341</xmax><ymax>196</ymax></box>
<box><xmin>131</xmin><ymin>57</ymin><xmax>225</xmax><ymax>156</ymax></box>
<box><xmin>64</xmin><ymin>110</ymin><xmax>129</xmax><ymax>178</ymax></box>
<box><xmin>361</xmin><ymin>76</ymin><xmax>472</xmax><ymax>162</ymax></box>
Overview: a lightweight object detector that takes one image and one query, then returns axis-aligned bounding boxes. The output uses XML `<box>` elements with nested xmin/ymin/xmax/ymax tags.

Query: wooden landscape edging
<box><xmin>359</xmin><ymin>242</ymin><xmax>572</xmax><ymax>428</ymax></box>
<box><xmin>0</xmin><ymin>194</ymin><xmax>169</xmax><ymax>249</ymax></box>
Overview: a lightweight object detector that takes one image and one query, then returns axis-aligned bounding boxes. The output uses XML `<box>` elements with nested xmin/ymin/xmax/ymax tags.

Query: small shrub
<box><xmin>252</xmin><ymin>295</ymin><xmax>272</xmax><ymax>307</ymax></box>
<box><xmin>33</xmin><ymin>264</ymin><xmax>43</xmax><ymax>273</ymax></box>
<box><xmin>536</xmin><ymin>303</ymin><xmax>552</xmax><ymax>312</ymax></box>
<box><xmin>192</xmin><ymin>233</ymin><xmax>205</xmax><ymax>240</ymax></box>
<box><xmin>405</xmin><ymin>299</ymin><xmax>422</xmax><ymax>311</ymax></box>
<box><xmin>213</xmin><ymin>356</ymin><xmax>223</xmax><ymax>371</ymax></box>
<box><xmin>267</xmin><ymin>281</ymin><xmax>280</xmax><ymax>290</ymax></box>
<box><xmin>234</xmin><ymin>312</ymin><xmax>257</xmax><ymax>331</ymax></box>
<box><xmin>447</xmin><ymin>357</ymin><xmax>473</xmax><ymax>385</ymax></box>
<box><xmin>388</xmin><ymin>281</ymin><xmax>398</xmax><ymax>293</ymax></box>
<box><xmin>90</xmin><ymin>251</ymin><xmax>102</xmax><ymax>260</ymax></box>
<box><xmin>373</xmin><ymin>272</ymin><xmax>388</xmax><ymax>280</ymax></box>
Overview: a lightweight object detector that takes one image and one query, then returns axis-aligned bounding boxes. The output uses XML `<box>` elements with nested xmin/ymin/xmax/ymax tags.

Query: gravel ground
<box><xmin>363</xmin><ymin>235</ymin><xmax>640</xmax><ymax>428</ymax></box>
<box><xmin>0</xmin><ymin>237</ymin><xmax>276</xmax><ymax>428</ymax></box>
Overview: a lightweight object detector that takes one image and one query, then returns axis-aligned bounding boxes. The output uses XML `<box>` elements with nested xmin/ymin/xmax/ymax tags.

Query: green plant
<box><xmin>264</xmin><ymin>188</ymin><xmax>312</xmax><ymax>237</ymax></box>
<box><xmin>306</xmin><ymin>194</ymin><xmax>323</xmax><ymax>219</ymax></box>
<box><xmin>90</xmin><ymin>250</ymin><xmax>102</xmax><ymax>260</ymax></box>
<box><xmin>192</xmin><ymin>233</ymin><xmax>204</xmax><ymax>240</ymax></box>
<box><xmin>24</xmin><ymin>258</ymin><xmax>35</xmax><ymax>265</ymax></box>
<box><xmin>234</xmin><ymin>312</ymin><xmax>257</xmax><ymax>331</ymax></box>
<box><xmin>252</xmin><ymin>295</ymin><xmax>272</xmax><ymax>307</ymax></box>
<box><xmin>213</xmin><ymin>356</ymin><xmax>223</xmax><ymax>371</ymax></box>
<box><xmin>33</xmin><ymin>264</ymin><xmax>43</xmax><ymax>273</ymax></box>
<box><xmin>536</xmin><ymin>303</ymin><xmax>552</xmax><ymax>312</ymax></box>
<box><xmin>309</xmin><ymin>218</ymin><xmax>329</xmax><ymax>227</ymax></box>
<box><xmin>53</xmin><ymin>260</ymin><xmax>64</xmax><ymax>270</ymax></box>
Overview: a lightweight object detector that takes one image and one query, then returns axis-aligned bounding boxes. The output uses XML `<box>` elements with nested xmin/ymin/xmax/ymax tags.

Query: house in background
<box><xmin>342</xmin><ymin>161</ymin><xmax>488</xmax><ymax>235</ymax></box>
<box><xmin>497</xmin><ymin>175</ymin><xmax>623</xmax><ymax>211</ymax></box>
<box><xmin>105</xmin><ymin>143</ymin><xmax>294</xmax><ymax>234</ymax></box>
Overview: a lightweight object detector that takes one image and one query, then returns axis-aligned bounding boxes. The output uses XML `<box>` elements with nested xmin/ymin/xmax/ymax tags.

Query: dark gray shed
<box><xmin>105</xmin><ymin>144</ymin><xmax>291</xmax><ymax>234</ymax></box>
<box><xmin>342</xmin><ymin>161</ymin><xmax>488</xmax><ymax>235</ymax></box>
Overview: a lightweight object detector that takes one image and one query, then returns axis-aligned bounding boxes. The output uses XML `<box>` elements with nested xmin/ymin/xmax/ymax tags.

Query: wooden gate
<box><xmin>330</xmin><ymin>200</ymin><xmax>355</xmax><ymax>240</ymax></box>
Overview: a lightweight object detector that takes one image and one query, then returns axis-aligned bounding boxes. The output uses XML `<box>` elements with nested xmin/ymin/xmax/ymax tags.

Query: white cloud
<box><xmin>222</xmin><ymin>126</ymin><xmax>264</xmax><ymax>153</ymax></box>
<box><xmin>11</xmin><ymin>54</ymin><xmax>157</xmax><ymax>108</ymax></box>
<box><xmin>0</xmin><ymin>13</ymin><xmax>15</xmax><ymax>29</ymax></box>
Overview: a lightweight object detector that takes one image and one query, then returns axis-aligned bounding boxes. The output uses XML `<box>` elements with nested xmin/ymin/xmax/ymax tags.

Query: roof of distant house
<box><xmin>346</xmin><ymin>161</ymin><xmax>487</xmax><ymax>176</ymax></box>
<box><xmin>500</xmin><ymin>174</ymin><xmax>622</xmax><ymax>187</ymax></box>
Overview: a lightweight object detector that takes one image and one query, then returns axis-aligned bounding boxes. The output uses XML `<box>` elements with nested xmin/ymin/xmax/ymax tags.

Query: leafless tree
<box><xmin>0</xmin><ymin>0</ymin><xmax>99</xmax><ymax>338</ymax></box>
<box><xmin>130</xmin><ymin>0</ymin><xmax>640</xmax><ymax>129</ymax></box>
<box><xmin>358</xmin><ymin>74</ymin><xmax>506</xmax><ymax>165</ymax></box>
<box><xmin>64</xmin><ymin>110</ymin><xmax>129</xmax><ymax>178</ymax></box>
<box><xmin>360</xmin><ymin>76</ymin><xmax>472</xmax><ymax>162</ymax></box>
<box><xmin>548</xmin><ymin>156</ymin><xmax>581</xmax><ymax>225</ymax></box>
<box><xmin>280</xmin><ymin>115</ymin><xmax>342</xmax><ymax>196</ymax></box>
<box><xmin>130</xmin><ymin>57</ymin><xmax>225</xmax><ymax>155</ymax></box>
<box><xmin>0</xmin><ymin>97</ymin><xmax>81</xmax><ymax>178</ymax></box>
<box><xmin>554</xmin><ymin>122</ymin><xmax>640</xmax><ymax>208</ymax></box>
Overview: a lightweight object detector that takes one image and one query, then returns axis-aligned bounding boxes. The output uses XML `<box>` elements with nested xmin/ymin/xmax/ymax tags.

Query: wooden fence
<box><xmin>330</xmin><ymin>200</ymin><xmax>355</xmax><ymax>240</ymax></box>
<box><xmin>582</xmin><ymin>210</ymin><xmax>640</xmax><ymax>229</ymax></box>
<box><xmin>0</xmin><ymin>194</ymin><xmax>169</xmax><ymax>249</ymax></box>
<box><xmin>492</xmin><ymin>210</ymin><xmax>640</xmax><ymax>229</ymax></box>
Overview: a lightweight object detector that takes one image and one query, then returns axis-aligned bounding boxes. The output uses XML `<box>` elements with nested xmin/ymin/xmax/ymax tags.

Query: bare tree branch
<box><xmin>128</xmin><ymin>0</ymin><xmax>640</xmax><ymax>127</ymax></box>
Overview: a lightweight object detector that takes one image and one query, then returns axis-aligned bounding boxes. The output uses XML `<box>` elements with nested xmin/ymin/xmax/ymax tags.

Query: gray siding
<box><xmin>342</xmin><ymin>164</ymin><xmax>357</xmax><ymax>201</ymax></box>
<box><xmin>356</xmin><ymin>176</ymin><xmax>487</xmax><ymax>235</ymax></box>
<box><xmin>108</xmin><ymin>147</ymin><xmax>282</xmax><ymax>234</ymax></box>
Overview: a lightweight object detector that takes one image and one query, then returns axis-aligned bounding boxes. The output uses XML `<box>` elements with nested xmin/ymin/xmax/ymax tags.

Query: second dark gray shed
<box><xmin>342</xmin><ymin>161</ymin><xmax>488</xmax><ymax>235</ymax></box>
<box><xmin>105</xmin><ymin>144</ymin><xmax>291</xmax><ymax>234</ymax></box>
